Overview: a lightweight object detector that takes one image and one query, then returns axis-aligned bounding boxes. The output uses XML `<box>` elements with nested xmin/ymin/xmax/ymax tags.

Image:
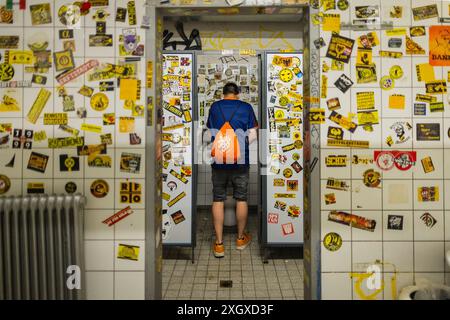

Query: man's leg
<box><xmin>236</xmin><ymin>201</ymin><xmax>248</xmax><ymax>239</ymax></box>
<box><xmin>212</xmin><ymin>201</ymin><xmax>224</xmax><ymax>244</ymax></box>
<box><xmin>231</xmin><ymin>167</ymin><xmax>250</xmax><ymax>242</ymax></box>
<box><xmin>211</xmin><ymin>168</ymin><xmax>227</xmax><ymax>245</ymax></box>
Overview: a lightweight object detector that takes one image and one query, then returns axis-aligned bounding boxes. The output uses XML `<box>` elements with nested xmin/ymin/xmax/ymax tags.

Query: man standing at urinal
<box><xmin>206</xmin><ymin>82</ymin><xmax>258</xmax><ymax>258</ymax></box>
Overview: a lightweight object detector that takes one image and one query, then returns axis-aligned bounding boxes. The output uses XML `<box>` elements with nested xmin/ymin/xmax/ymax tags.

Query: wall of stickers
<box><xmin>318</xmin><ymin>0</ymin><xmax>450</xmax><ymax>300</ymax></box>
<box><xmin>0</xmin><ymin>0</ymin><xmax>149</xmax><ymax>299</ymax></box>
<box><xmin>262</xmin><ymin>52</ymin><xmax>304</xmax><ymax>245</ymax></box>
<box><xmin>161</xmin><ymin>52</ymin><xmax>195</xmax><ymax>245</ymax></box>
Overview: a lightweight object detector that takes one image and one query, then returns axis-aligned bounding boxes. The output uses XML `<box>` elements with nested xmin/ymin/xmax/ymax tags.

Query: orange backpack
<box><xmin>211</xmin><ymin>105</ymin><xmax>241</xmax><ymax>164</ymax></box>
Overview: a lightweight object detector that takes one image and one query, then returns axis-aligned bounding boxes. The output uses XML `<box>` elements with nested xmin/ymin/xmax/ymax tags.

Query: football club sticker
<box><xmin>90</xmin><ymin>92</ymin><xmax>109</xmax><ymax>111</ymax></box>
<box><xmin>65</xmin><ymin>181</ymin><xmax>77</xmax><ymax>194</ymax></box>
<box><xmin>120</xmin><ymin>181</ymin><xmax>142</xmax><ymax>204</ymax></box>
<box><xmin>420</xmin><ymin>212</ymin><xmax>437</xmax><ymax>228</ymax></box>
<box><xmin>59</xmin><ymin>154</ymin><xmax>80</xmax><ymax>172</ymax></box>
<box><xmin>30</xmin><ymin>3</ymin><xmax>52</xmax><ymax>25</ymax></box>
<box><xmin>171</xmin><ymin>210</ymin><xmax>185</xmax><ymax>225</ymax></box>
<box><xmin>281</xmin><ymin>222</ymin><xmax>294</xmax><ymax>236</ymax></box>
<box><xmin>27</xmin><ymin>152</ymin><xmax>49</xmax><ymax>173</ymax></box>
<box><xmin>117</xmin><ymin>244</ymin><xmax>139</xmax><ymax>261</ymax></box>
<box><xmin>53</xmin><ymin>50</ymin><xmax>75</xmax><ymax>72</ymax></box>
<box><xmin>103</xmin><ymin>206</ymin><xmax>133</xmax><ymax>227</ymax></box>
<box><xmin>0</xmin><ymin>174</ymin><xmax>11</xmax><ymax>194</ymax></box>
<box><xmin>323</xmin><ymin>232</ymin><xmax>342</xmax><ymax>252</ymax></box>
<box><xmin>90</xmin><ymin>179</ymin><xmax>109</xmax><ymax>198</ymax></box>
<box><xmin>363</xmin><ymin>169</ymin><xmax>381</xmax><ymax>188</ymax></box>
<box><xmin>120</xmin><ymin>152</ymin><xmax>141</xmax><ymax>174</ymax></box>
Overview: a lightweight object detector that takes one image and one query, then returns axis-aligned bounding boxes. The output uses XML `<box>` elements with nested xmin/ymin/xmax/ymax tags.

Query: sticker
<box><xmin>81</xmin><ymin>123</ymin><xmax>102</xmax><ymax>134</ymax></box>
<box><xmin>389</xmin><ymin>66</ymin><xmax>403</xmax><ymax>79</ymax></box>
<box><xmin>274</xmin><ymin>200</ymin><xmax>286</xmax><ymax>211</ymax></box>
<box><xmin>326</xmin><ymin>34</ymin><xmax>354</xmax><ymax>63</ymax></box>
<box><xmin>421</xmin><ymin>156</ymin><xmax>435</xmax><ymax>174</ymax></box>
<box><xmin>79</xmin><ymin>86</ymin><xmax>93</xmax><ymax>99</ymax></box>
<box><xmin>274</xmin><ymin>193</ymin><xmax>296</xmax><ymax>199</ymax></box>
<box><xmin>287</xmin><ymin>205</ymin><xmax>300</xmax><ymax>218</ymax></box>
<box><xmin>59</xmin><ymin>29</ymin><xmax>74</xmax><ymax>39</ymax></box>
<box><xmin>286</xmin><ymin>180</ymin><xmax>298</xmax><ymax>192</ymax></box>
<box><xmin>0</xmin><ymin>62</ymin><xmax>14</xmax><ymax>81</ymax></box>
<box><xmin>410</xmin><ymin>26</ymin><xmax>426</xmax><ymax>37</ymax></box>
<box><xmin>326</xmin><ymin>97</ymin><xmax>341</xmax><ymax>111</ymax></box>
<box><xmin>326</xmin><ymin>155</ymin><xmax>347</xmax><ymax>167</ymax></box>
<box><xmin>27</xmin><ymin>182</ymin><xmax>44</xmax><ymax>194</ymax></box>
<box><xmin>329</xmin><ymin>111</ymin><xmax>357</xmax><ymax>133</ymax></box>
<box><xmin>388</xmin><ymin>38</ymin><xmax>402</xmax><ymax>48</ymax></box>
<box><xmin>33</xmin><ymin>130</ymin><xmax>47</xmax><ymax>142</ymax></box>
<box><xmin>268</xmin><ymin>213</ymin><xmax>279</xmax><ymax>224</ymax></box>
<box><xmin>412</xmin><ymin>4</ymin><xmax>438</xmax><ymax>21</ymax></box>
<box><xmin>59</xmin><ymin>154</ymin><xmax>80</xmax><ymax>172</ymax></box>
<box><xmin>0</xmin><ymin>174</ymin><xmax>11</xmax><ymax>194</ymax></box>
<box><xmin>87</xmin><ymin>154</ymin><xmax>112</xmax><ymax>168</ymax></box>
<box><xmin>406</xmin><ymin>36</ymin><xmax>425</xmax><ymax>55</ymax></box>
<box><xmin>120</xmin><ymin>152</ymin><xmax>141</xmax><ymax>174</ymax></box>
<box><xmin>309</xmin><ymin>108</ymin><xmax>325</xmax><ymax>124</ymax></box>
<box><xmin>102</xmin><ymin>206</ymin><xmax>133</xmax><ymax>227</ymax></box>
<box><xmin>53</xmin><ymin>50</ymin><xmax>75</xmax><ymax>72</ymax></box>
<box><xmin>27</xmin><ymin>152</ymin><xmax>49</xmax><ymax>173</ymax></box>
<box><xmin>167</xmin><ymin>181</ymin><xmax>177</xmax><ymax>191</ymax></box>
<box><xmin>43</xmin><ymin>113</ymin><xmax>68</xmax><ymax>125</ymax></box>
<box><xmin>379</xmin><ymin>51</ymin><xmax>403</xmax><ymax>59</ymax></box>
<box><xmin>374</xmin><ymin>151</ymin><xmax>416</xmax><ymax>171</ymax></box>
<box><xmin>430</xmin><ymin>102</ymin><xmax>444</xmax><ymax>113</ymax></box>
<box><xmin>355</xmin><ymin>64</ymin><xmax>377</xmax><ymax>84</ymax></box>
<box><xmin>323</xmin><ymin>232</ymin><xmax>342</xmax><ymax>252</ymax></box>
<box><xmin>90</xmin><ymin>92</ymin><xmax>109</xmax><ymax>111</ymax></box>
<box><xmin>90</xmin><ymin>179</ymin><xmax>109</xmax><ymax>198</ymax></box>
<box><xmin>171</xmin><ymin>210</ymin><xmax>185</xmax><ymax>225</ymax></box>
<box><xmin>327</xmin><ymin>139</ymin><xmax>369</xmax><ymax>148</ymax></box>
<box><xmin>416</xmin><ymin>123</ymin><xmax>440</xmax><ymax>141</ymax></box>
<box><xmin>283</xmin><ymin>168</ymin><xmax>293</xmax><ymax>179</ymax></box>
<box><xmin>116</xmin><ymin>7</ymin><xmax>127</xmax><ymax>22</ymax></box>
<box><xmin>418</xmin><ymin>187</ymin><xmax>439</xmax><ymax>202</ymax></box>
<box><xmin>58</xmin><ymin>4</ymin><xmax>81</xmax><ymax>27</ymax></box>
<box><xmin>291</xmin><ymin>161</ymin><xmax>303</xmax><ymax>173</ymax></box>
<box><xmin>167</xmin><ymin>191</ymin><xmax>186</xmax><ymax>207</ymax></box>
<box><xmin>425</xmin><ymin>80</ymin><xmax>447</xmax><ymax>95</ymax></box>
<box><xmin>48</xmin><ymin>136</ymin><xmax>84</xmax><ymax>149</ymax></box>
<box><xmin>117</xmin><ymin>244</ymin><xmax>139</xmax><ymax>261</ymax></box>
<box><xmin>387</xmin><ymin>215</ymin><xmax>403</xmax><ymax>230</ymax></box>
<box><xmin>420</xmin><ymin>212</ymin><xmax>437</xmax><ymax>228</ymax></box>
<box><xmin>414</xmin><ymin>103</ymin><xmax>426</xmax><ymax>116</ymax></box>
<box><xmin>0</xmin><ymin>94</ymin><xmax>20</xmax><ymax>112</ymax></box>
<box><xmin>127</xmin><ymin>1</ymin><xmax>136</xmax><ymax>26</ymax></box>
<box><xmin>326</xmin><ymin>178</ymin><xmax>349</xmax><ymax>191</ymax></box>
<box><xmin>380</xmin><ymin>76</ymin><xmax>394</xmax><ymax>90</ymax></box>
<box><xmin>89</xmin><ymin>34</ymin><xmax>113</xmax><ymax>47</ymax></box>
<box><xmin>334</xmin><ymin>74</ymin><xmax>353</xmax><ymax>93</ymax></box>
<box><xmin>26</xmin><ymin>88</ymin><xmax>51</xmax><ymax>124</ymax></box>
<box><xmin>324</xmin><ymin>193</ymin><xmax>336</xmax><ymax>205</ymax></box>
<box><xmin>30</xmin><ymin>3</ymin><xmax>52</xmax><ymax>25</ymax></box>
<box><xmin>100</xmin><ymin>133</ymin><xmax>113</xmax><ymax>145</ymax></box>
<box><xmin>429</xmin><ymin>26</ymin><xmax>450</xmax><ymax>66</ymax></box>
<box><xmin>328</xmin><ymin>211</ymin><xmax>376</xmax><ymax>232</ymax></box>
<box><xmin>103</xmin><ymin>113</ymin><xmax>116</xmax><ymax>125</ymax></box>
<box><xmin>363</xmin><ymin>169</ymin><xmax>381</xmax><ymax>188</ymax></box>
<box><xmin>281</xmin><ymin>222</ymin><xmax>294</xmax><ymax>236</ymax></box>
<box><xmin>279</xmin><ymin>68</ymin><xmax>294</xmax><ymax>83</ymax></box>
<box><xmin>65</xmin><ymin>182</ymin><xmax>77</xmax><ymax>194</ymax></box>
<box><xmin>56</xmin><ymin>59</ymin><xmax>99</xmax><ymax>85</ymax></box>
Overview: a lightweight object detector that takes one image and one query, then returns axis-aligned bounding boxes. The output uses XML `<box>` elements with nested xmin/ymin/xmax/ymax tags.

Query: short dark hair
<box><xmin>223</xmin><ymin>82</ymin><xmax>240</xmax><ymax>95</ymax></box>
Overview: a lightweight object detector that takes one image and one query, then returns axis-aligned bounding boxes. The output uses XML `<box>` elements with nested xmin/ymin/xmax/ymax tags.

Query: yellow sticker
<box><xmin>322</xmin><ymin>13</ymin><xmax>341</xmax><ymax>33</ymax></box>
<box><xmin>90</xmin><ymin>92</ymin><xmax>109</xmax><ymax>111</ymax></box>
<box><xmin>120</xmin><ymin>78</ymin><xmax>138</xmax><ymax>101</ymax></box>
<box><xmin>0</xmin><ymin>95</ymin><xmax>20</xmax><ymax>112</ymax></box>
<box><xmin>119</xmin><ymin>117</ymin><xmax>135</xmax><ymax>133</ymax></box>
<box><xmin>81</xmin><ymin>123</ymin><xmax>102</xmax><ymax>134</ymax></box>
<box><xmin>416</xmin><ymin>63</ymin><xmax>435</xmax><ymax>82</ymax></box>
<box><xmin>117</xmin><ymin>244</ymin><xmax>140</xmax><ymax>261</ymax></box>
<box><xmin>26</xmin><ymin>88</ymin><xmax>51</xmax><ymax>124</ymax></box>
<box><xmin>8</xmin><ymin>50</ymin><xmax>35</xmax><ymax>65</ymax></box>
<box><xmin>356</xmin><ymin>92</ymin><xmax>375</xmax><ymax>111</ymax></box>
<box><xmin>390</xmin><ymin>65</ymin><xmax>403</xmax><ymax>79</ymax></box>
<box><xmin>386</xmin><ymin>28</ymin><xmax>407</xmax><ymax>36</ymax></box>
<box><xmin>389</xmin><ymin>94</ymin><xmax>405</xmax><ymax>109</ymax></box>
<box><xmin>43</xmin><ymin>113</ymin><xmax>68</xmax><ymax>125</ymax></box>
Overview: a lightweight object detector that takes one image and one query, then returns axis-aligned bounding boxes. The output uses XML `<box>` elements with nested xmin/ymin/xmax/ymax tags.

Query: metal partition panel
<box><xmin>262</xmin><ymin>51</ymin><xmax>304</xmax><ymax>246</ymax></box>
<box><xmin>161</xmin><ymin>52</ymin><xmax>196</xmax><ymax>246</ymax></box>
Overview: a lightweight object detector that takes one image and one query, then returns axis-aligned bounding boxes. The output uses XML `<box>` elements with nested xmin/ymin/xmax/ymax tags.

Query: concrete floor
<box><xmin>162</xmin><ymin>209</ymin><xmax>304</xmax><ymax>300</ymax></box>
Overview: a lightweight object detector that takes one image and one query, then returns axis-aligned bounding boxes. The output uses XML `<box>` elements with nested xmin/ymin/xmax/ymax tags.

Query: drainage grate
<box><xmin>220</xmin><ymin>280</ymin><xmax>233</xmax><ymax>288</ymax></box>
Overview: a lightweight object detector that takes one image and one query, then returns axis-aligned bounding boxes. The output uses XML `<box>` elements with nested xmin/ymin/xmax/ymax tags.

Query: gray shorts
<box><xmin>211</xmin><ymin>167</ymin><xmax>250</xmax><ymax>202</ymax></box>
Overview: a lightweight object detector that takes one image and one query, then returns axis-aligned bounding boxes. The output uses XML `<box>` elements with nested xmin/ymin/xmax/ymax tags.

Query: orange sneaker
<box><xmin>236</xmin><ymin>233</ymin><xmax>251</xmax><ymax>250</ymax></box>
<box><xmin>213</xmin><ymin>242</ymin><xmax>225</xmax><ymax>258</ymax></box>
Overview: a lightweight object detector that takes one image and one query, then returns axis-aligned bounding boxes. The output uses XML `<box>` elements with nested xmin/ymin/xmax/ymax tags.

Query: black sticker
<box><xmin>334</xmin><ymin>74</ymin><xmax>353</xmax><ymax>93</ymax></box>
<box><xmin>59</xmin><ymin>29</ymin><xmax>74</xmax><ymax>39</ymax></box>
<box><xmin>27</xmin><ymin>152</ymin><xmax>49</xmax><ymax>173</ymax></box>
<box><xmin>59</xmin><ymin>154</ymin><xmax>80</xmax><ymax>172</ymax></box>
<box><xmin>387</xmin><ymin>215</ymin><xmax>403</xmax><ymax>230</ymax></box>
<box><xmin>416</xmin><ymin>123</ymin><xmax>440</xmax><ymax>141</ymax></box>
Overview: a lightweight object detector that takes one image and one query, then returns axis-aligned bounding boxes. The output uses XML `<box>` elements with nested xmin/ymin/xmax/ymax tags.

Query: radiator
<box><xmin>0</xmin><ymin>194</ymin><xmax>86</xmax><ymax>300</ymax></box>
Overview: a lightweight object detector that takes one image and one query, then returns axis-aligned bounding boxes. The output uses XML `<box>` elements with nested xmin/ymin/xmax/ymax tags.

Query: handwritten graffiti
<box><xmin>350</xmin><ymin>261</ymin><xmax>398</xmax><ymax>300</ymax></box>
<box><xmin>218</xmin><ymin>55</ymin><xmax>249</xmax><ymax>64</ymax></box>
<box><xmin>163</xmin><ymin>21</ymin><xmax>202</xmax><ymax>50</ymax></box>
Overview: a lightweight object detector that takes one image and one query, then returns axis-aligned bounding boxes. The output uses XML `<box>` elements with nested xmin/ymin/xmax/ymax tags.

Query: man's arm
<box><xmin>248</xmin><ymin>127</ymin><xmax>257</xmax><ymax>144</ymax></box>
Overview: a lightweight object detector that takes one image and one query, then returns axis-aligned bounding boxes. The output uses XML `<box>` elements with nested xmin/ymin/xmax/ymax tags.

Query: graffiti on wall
<box><xmin>163</xmin><ymin>21</ymin><xmax>202</xmax><ymax>50</ymax></box>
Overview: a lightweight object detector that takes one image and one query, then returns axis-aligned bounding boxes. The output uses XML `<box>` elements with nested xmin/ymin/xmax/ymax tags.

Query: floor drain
<box><xmin>220</xmin><ymin>280</ymin><xmax>233</xmax><ymax>288</ymax></box>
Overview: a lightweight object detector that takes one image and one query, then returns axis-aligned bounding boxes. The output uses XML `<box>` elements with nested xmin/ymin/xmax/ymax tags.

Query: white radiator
<box><xmin>0</xmin><ymin>194</ymin><xmax>86</xmax><ymax>300</ymax></box>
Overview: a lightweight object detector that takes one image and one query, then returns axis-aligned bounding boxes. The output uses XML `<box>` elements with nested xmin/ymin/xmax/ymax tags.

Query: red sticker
<box><xmin>374</xmin><ymin>151</ymin><xmax>416</xmax><ymax>171</ymax></box>
<box><xmin>102</xmin><ymin>206</ymin><xmax>133</xmax><ymax>226</ymax></box>
<box><xmin>268</xmin><ymin>213</ymin><xmax>279</xmax><ymax>224</ymax></box>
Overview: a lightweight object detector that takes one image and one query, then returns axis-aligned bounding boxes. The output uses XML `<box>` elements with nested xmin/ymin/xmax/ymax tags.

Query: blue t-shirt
<box><xmin>206</xmin><ymin>99</ymin><xmax>258</xmax><ymax>169</ymax></box>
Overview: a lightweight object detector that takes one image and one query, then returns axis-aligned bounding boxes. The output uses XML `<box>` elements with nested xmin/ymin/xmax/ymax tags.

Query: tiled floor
<box><xmin>163</xmin><ymin>209</ymin><xmax>304</xmax><ymax>300</ymax></box>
